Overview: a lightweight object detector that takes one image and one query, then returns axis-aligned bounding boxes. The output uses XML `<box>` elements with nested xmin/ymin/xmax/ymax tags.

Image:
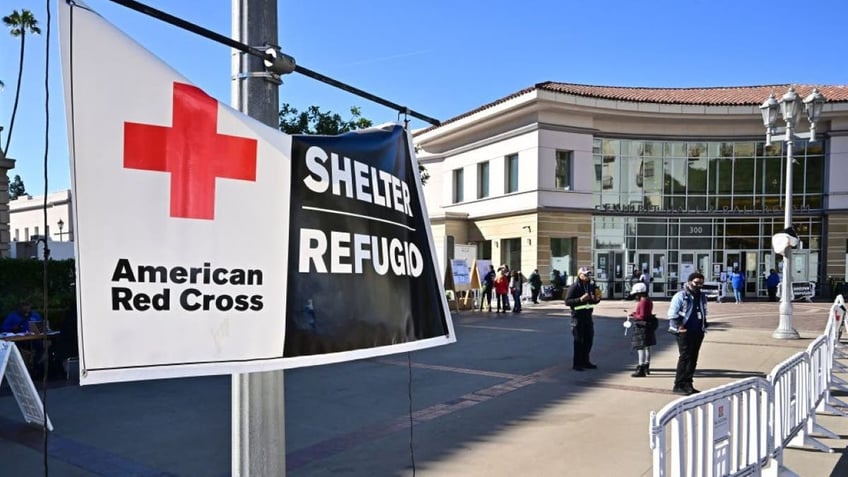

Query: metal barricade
<box><xmin>767</xmin><ymin>352</ymin><xmax>830</xmax><ymax>477</ymax></box>
<box><xmin>649</xmin><ymin>377</ymin><xmax>772</xmax><ymax>477</ymax></box>
<box><xmin>649</xmin><ymin>296</ymin><xmax>848</xmax><ymax>476</ymax></box>
<box><xmin>804</xmin><ymin>333</ymin><xmax>840</xmax><ymax>438</ymax></box>
<box><xmin>823</xmin><ymin>297</ymin><xmax>848</xmax><ymax>412</ymax></box>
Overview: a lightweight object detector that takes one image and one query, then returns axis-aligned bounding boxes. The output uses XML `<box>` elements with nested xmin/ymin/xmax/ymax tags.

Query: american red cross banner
<box><xmin>59</xmin><ymin>2</ymin><xmax>453</xmax><ymax>384</ymax></box>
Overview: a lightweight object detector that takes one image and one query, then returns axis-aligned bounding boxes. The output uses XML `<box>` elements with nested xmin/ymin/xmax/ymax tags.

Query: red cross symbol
<box><xmin>123</xmin><ymin>82</ymin><xmax>257</xmax><ymax>220</ymax></box>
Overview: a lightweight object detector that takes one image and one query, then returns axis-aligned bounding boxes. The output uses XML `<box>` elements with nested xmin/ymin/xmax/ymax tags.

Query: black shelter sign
<box><xmin>285</xmin><ymin>125</ymin><xmax>451</xmax><ymax>359</ymax></box>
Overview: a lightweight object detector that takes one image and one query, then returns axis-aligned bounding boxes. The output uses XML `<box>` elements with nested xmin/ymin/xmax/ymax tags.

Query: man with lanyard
<box><xmin>565</xmin><ymin>267</ymin><xmax>601</xmax><ymax>371</ymax></box>
<box><xmin>668</xmin><ymin>272</ymin><xmax>708</xmax><ymax>395</ymax></box>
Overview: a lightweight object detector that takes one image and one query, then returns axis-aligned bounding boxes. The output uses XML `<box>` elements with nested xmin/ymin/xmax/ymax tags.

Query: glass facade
<box><xmin>591</xmin><ymin>138</ymin><xmax>825</xmax><ymax>298</ymax></box>
<box><xmin>593</xmin><ymin>138</ymin><xmax>825</xmax><ymax>212</ymax></box>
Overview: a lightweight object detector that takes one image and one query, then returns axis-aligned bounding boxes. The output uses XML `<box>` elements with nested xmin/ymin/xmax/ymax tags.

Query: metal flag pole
<box><xmin>231</xmin><ymin>1</ymin><xmax>285</xmax><ymax>475</ymax></box>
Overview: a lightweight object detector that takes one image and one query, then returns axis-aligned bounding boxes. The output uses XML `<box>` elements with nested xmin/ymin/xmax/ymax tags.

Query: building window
<box><xmin>551</xmin><ymin>238</ymin><xmax>576</xmax><ymax>279</ymax></box>
<box><xmin>505</xmin><ymin>154</ymin><xmax>518</xmax><ymax>193</ymax></box>
<box><xmin>477</xmin><ymin>161</ymin><xmax>489</xmax><ymax>199</ymax></box>
<box><xmin>501</xmin><ymin>238</ymin><xmax>522</xmax><ymax>271</ymax></box>
<box><xmin>474</xmin><ymin>240</ymin><xmax>492</xmax><ymax>260</ymax></box>
<box><xmin>452</xmin><ymin>168</ymin><xmax>464</xmax><ymax>203</ymax></box>
<box><xmin>555</xmin><ymin>150</ymin><xmax>573</xmax><ymax>190</ymax></box>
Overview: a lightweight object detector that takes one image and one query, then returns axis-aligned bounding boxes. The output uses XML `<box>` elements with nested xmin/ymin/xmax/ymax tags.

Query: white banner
<box><xmin>59</xmin><ymin>2</ymin><xmax>453</xmax><ymax>384</ymax></box>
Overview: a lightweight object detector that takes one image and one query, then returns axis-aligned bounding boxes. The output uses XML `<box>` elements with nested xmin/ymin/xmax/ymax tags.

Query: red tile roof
<box><xmin>536</xmin><ymin>82</ymin><xmax>848</xmax><ymax>106</ymax></box>
<box><xmin>417</xmin><ymin>82</ymin><xmax>848</xmax><ymax>135</ymax></box>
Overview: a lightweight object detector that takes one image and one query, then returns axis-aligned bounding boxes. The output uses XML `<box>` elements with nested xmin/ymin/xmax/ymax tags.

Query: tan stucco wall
<box><xmin>0</xmin><ymin>157</ymin><xmax>15</xmax><ymax>258</ymax></box>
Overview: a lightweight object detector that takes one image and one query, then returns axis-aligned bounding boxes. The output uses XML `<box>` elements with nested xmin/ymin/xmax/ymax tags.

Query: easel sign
<box><xmin>471</xmin><ymin>259</ymin><xmax>492</xmax><ymax>290</ymax></box>
<box><xmin>451</xmin><ymin>259</ymin><xmax>471</xmax><ymax>290</ymax></box>
<box><xmin>0</xmin><ymin>341</ymin><xmax>54</xmax><ymax>431</ymax></box>
<box><xmin>443</xmin><ymin>261</ymin><xmax>459</xmax><ymax>312</ymax></box>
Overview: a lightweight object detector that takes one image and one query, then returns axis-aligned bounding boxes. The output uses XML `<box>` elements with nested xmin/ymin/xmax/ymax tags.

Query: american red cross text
<box><xmin>123</xmin><ymin>82</ymin><xmax>257</xmax><ymax>220</ymax></box>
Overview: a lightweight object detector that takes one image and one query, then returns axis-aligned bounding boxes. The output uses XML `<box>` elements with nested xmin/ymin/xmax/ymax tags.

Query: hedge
<box><xmin>0</xmin><ymin>258</ymin><xmax>76</xmax><ymax>325</ymax></box>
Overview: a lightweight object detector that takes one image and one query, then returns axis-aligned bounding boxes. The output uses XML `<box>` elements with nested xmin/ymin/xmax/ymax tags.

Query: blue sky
<box><xmin>2</xmin><ymin>0</ymin><xmax>847</xmax><ymax>194</ymax></box>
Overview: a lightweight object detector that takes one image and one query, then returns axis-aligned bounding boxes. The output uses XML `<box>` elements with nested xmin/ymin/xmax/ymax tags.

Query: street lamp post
<box><xmin>57</xmin><ymin>218</ymin><xmax>65</xmax><ymax>242</ymax></box>
<box><xmin>760</xmin><ymin>87</ymin><xmax>826</xmax><ymax>339</ymax></box>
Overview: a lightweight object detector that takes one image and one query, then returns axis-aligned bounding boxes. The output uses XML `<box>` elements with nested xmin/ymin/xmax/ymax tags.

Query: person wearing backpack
<box><xmin>627</xmin><ymin>282</ymin><xmax>657</xmax><ymax>377</ymax></box>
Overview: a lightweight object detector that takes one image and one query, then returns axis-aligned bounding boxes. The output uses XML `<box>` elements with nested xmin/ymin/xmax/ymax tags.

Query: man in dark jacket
<box><xmin>528</xmin><ymin>269</ymin><xmax>543</xmax><ymax>304</ymax></box>
<box><xmin>480</xmin><ymin>265</ymin><xmax>496</xmax><ymax>311</ymax></box>
<box><xmin>565</xmin><ymin>267</ymin><xmax>601</xmax><ymax>370</ymax></box>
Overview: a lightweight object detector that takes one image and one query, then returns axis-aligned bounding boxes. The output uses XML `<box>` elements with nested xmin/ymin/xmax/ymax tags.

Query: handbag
<box><xmin>646</xmin><ymin>314</ymin><xmax>659</xmax><ymax>331</ymax></box>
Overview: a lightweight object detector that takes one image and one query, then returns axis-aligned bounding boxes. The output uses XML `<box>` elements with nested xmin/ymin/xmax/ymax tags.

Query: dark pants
<box><xmin>531</xmin><ymin>287</ymin><xmax>540</xmax><ymax>303</ymax></box>
<box><xmin>572</xmin><ymin>317</ymin><xmax>594</xmax><ymax>367</ymax></box>
<box><xmin>481</xmin><ymin>285</ymin><xmax>493</xmax><ymax>310</ymax></box>
<box><xmin>496</xmin><ymin>293</ymin><xmax>509</xmax><ymax>311</ymax></box>
<box><xmin>512</xmin><ymin>289</ymin><xmax>522</xmax><ymax>312</ymax></box>
<box><xmin>767</xmin><ymin>286</ymin><xmax>778</xmax><ymax>302</ymax></box>
<box><xmin>674</xmin><ymin>331</ymin><xmax>704</xmax><ymax>390</ymax></box>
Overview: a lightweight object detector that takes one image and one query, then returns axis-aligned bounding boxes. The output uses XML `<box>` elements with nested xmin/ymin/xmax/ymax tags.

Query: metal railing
<box><xmin>649</xmin><ymin>294</ymin><xmax>848</xmax><ymax>476</ymax></box>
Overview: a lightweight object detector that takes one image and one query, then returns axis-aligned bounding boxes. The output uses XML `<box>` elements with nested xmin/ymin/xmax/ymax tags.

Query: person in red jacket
<box><xmin>627</xmin><ymin>282</ymin><xmax>657</xmax><ymax>377</ymax></box>
<box><xmin>494</xmin><ymin>268</ymin><xmax>510</xmax><ymax>313</ymax></box>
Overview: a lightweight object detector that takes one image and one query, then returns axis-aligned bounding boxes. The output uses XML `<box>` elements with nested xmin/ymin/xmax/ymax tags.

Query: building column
<box><xmin>0</xmin><ymin>154</ymin><xmax>16</xmax><ymax>258</ymax></box>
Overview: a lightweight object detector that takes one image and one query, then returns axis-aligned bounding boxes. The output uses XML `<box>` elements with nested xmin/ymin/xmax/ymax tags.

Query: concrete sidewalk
<box><xmin>2</xmin><ymin>298</ymin><xmax>847</xmax><ymax>476</ymax></box>
<box><xmin>421</xmin><ymin>299</ymin><xmax>848</xmax><ymax>476</ymax></box>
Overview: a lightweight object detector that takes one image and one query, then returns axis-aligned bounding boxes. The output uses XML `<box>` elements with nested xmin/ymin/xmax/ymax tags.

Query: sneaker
<box><xmin>672</xmin><ymin>387</ymin><xmax>689</xmax><ymax>395</ymax></box>
<box><xmin>687</xmin><ymin>387</ymin><xmax>701</xmax><ymax>394</ymax></box>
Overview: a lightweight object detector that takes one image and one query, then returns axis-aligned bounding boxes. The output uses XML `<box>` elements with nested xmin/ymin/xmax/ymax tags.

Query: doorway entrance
<box><xmin>637</xmin><ymin>251</ymin><xmax>666</xmax><ymax>297</ymax></box>
<box><xmin>680</xmin><ymin>251</ymin><xmax>710</xmax><ymax>283</ymax></box>
<box><xmin>726</xmin><ymin>251</ymin><xmax>759</xmax><ymax>298</ymax></box>
<box><xmin>596</xmin><ymin>251</ymin><xmax>625</xmax><ymax>298</ymax></box>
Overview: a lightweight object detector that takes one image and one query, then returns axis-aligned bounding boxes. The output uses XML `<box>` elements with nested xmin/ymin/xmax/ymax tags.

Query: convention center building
<box><xmin>414</xmin><ymin>83</ymin><xmax>848</xmax><ymax>299</ymax></box>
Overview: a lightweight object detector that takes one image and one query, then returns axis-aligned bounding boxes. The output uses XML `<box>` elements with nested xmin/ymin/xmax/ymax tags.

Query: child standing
<box><xmin>628</xmin><ymin>282</ymin><xmax>657</xmax><ymax>377</ymax></box>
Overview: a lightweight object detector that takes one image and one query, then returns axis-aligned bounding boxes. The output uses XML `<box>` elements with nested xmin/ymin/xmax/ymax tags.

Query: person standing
<box><xmin>640</xmin><ymin>269</ymin><xmax>652</xmax><ymax>287</ymax></box>
<box><xmin>766</xmin><ymin>269</ymin><xmax>780</xmax><ymax>302</ymax></box>
<box><xmin>565</xmin><ymin>267</ymin><xmax>601</xmax><ymax>371</ymax></box>
<box><xmin>668</xmin><ymin>272</ymin><xmax>708</xmax><ymax>395</ymax></box>
<box><xmin>628</xmin><ymin>282</ymin><xmax>657</xmax><ymax>377</ymax></box>
<box><xmin>528</xmin><ymin>269</ymin><xmax>542</xmax><ymax>304</ymax></box>
<box><xmin>494</xmin><ymin>268</ymin><xmax>510</xmax><ymax>313</ymax></box>
<box><xmin>480</xmin><ymin>264</ymin><xmax>496</xmax><ymax>311</ymax></box>
<box><xmin>510</xmin><ymin>270</ymin><xmax>524</xmax><ymax>313</ymax></box>
<box><xmin>730</xmin><ymin>267</ymin><xmax>745</xmax><ymax>304</ymax></box>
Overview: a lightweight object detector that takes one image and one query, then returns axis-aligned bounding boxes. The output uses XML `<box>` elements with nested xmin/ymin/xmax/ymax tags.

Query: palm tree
<box><xmin>3</xmin><ymin>9</ymin><xmax>41</xmax><ymax>155</ymax></box>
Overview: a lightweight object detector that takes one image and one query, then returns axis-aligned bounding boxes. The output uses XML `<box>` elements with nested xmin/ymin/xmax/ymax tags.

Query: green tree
<box><xmin>279</xmin><ymin>104</ymin><xmax>372</xmax><ymax>135</ymax></box>
<box><xmin>3</xmin><ymin>9</ymin><xmax>41</xmax><ymax>155</ymax></box>
<box><xmin>279</xmin><ymin>104</ymin><xmax>428</xmax><ymax>184</ymax></box>
<box><xmin>9</xmin><ymin>174</ymin><xmax>25</xmax><ymax>199</ymax></box>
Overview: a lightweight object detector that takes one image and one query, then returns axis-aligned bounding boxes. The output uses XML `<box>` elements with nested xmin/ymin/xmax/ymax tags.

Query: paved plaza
<box><xmin>2</xmin><ymin>297</ymin><xmax>848</xmax><ymax>476</ymax></box>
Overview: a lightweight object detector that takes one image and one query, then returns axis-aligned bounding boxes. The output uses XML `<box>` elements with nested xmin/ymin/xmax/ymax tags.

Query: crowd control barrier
<box><xmin>649</xmin><ymin>377</ymin><xmax>772</xmax><ymax>477</ymax></box>
<box><xmin>805</xmin><ymin>333</ymin><xmax>842</xmax><ymax>438</ymax></box>
<box><xmin>649</xmin><ymin>294</ymin><xmax>848</xmax><ymax>476</ymax></box>
<box><xmin>828</xmin><ymin>295</ymin><xmax>848</xmax><ymax>392</ymax></box>
<box><xmin>767</xmin><ymin>352</ymin><xmax>831</xmax><ymax>477</ymax></box>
